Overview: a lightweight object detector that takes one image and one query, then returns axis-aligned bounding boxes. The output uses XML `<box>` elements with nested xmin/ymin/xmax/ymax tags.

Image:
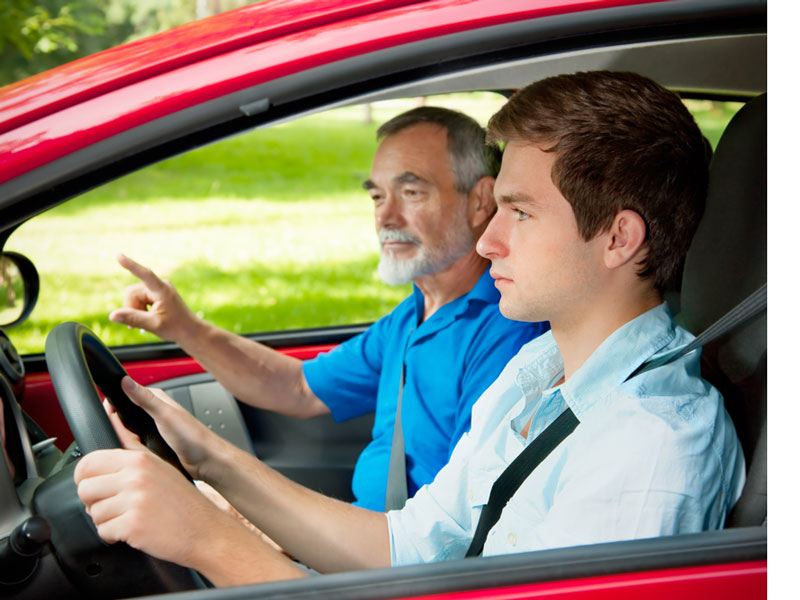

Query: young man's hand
<box><xmin>74</xmin><ymin>442</ymin><xmax>226</xmax><ymax>566</ymax></box>
<box><xmin>107</xmin><ymin>376</ymin><xmax>230</xmax><ymax>482</ymax></box>
<box><xmin>75</xmin><ymin>376</ymin><xmax>309</xmax><ymax>586</ymax></box>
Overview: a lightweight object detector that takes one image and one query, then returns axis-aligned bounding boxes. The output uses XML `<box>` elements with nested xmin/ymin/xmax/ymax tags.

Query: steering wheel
<box><xmin>45</xmin><ymin>322</ymin><xmax>190</xmax><ymax>473</ymax></box>
<box><xmin>31</xmin><ymin>322</ymin><xmax>203</xmax><ymax>597</ymax></box>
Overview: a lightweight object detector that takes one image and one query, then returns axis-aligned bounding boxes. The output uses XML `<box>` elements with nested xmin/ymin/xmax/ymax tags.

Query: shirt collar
<box><xmin>562</xmin><ymin>302</ymin><xmax>677</xmax><ymax>420</ymax></box>
<box><xmin>513</xmin><ymin>303</ymin><xmax>677</xmax><ymax>422</ymax></box>
<box><xmin>411</xmin><ymin>266</ymin><xmax>498</xmax><ymax>333</ymax></box>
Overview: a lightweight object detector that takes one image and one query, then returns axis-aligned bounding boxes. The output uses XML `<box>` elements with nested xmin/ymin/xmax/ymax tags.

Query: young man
<box><xmin>75</xmin><ymin>71</ymin><xmax>744</xmax><ymax>586</ymax></box>
<box><xmin>110</xmin><ymin>107</ymin><xmax>545</xmax><ymax>511</ymax></box>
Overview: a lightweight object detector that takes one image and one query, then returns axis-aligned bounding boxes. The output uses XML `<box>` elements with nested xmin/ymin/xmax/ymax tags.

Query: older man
<box><xmin>109</xmin><ymin>107</ymin><xmax>546</xmax><ymax>511</ymax></box>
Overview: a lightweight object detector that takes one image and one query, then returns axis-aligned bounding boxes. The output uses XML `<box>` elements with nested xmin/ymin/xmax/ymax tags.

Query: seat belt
<box><xmin>626</xmin><ymin>283</ymin><xmax>767</xmax><ymax>381</ymax></box>
<box><xmin>464</xmin><ymin>282</ymin><xmax>766</xmax><ymax>557</ymax></box>
<box><xmin>464</xmin><ymin>406</ymin><xmax>579</xmax><ymax>557</ymax></box>
<box><xmin>385</xmin><ymin>362</ymin><xmax>408</xmax><ymax>511</ymax></box>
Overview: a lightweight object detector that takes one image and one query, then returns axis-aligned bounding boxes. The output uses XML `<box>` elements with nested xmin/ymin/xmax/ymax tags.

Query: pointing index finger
<box><xmin>117</xmin><ymin>254</ymin><xmax>166</xmax><ymax>291</ymax></box>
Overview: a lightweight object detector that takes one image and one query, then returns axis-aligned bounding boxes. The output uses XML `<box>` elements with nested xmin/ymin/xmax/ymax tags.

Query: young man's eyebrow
<box><xmin>496</xmin><ymin>192</ymin><xmax>539</xmax><ymax>208</ymax></box>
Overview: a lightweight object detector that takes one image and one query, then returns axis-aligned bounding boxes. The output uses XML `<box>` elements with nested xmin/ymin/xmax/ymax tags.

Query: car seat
<box><xmin>675</xmin><ymin>93</ymin><xmax>767</xmax><ymax>527</ymax></box>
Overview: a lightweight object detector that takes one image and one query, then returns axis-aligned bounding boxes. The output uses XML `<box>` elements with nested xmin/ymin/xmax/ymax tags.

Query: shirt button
<box><xmin>507</xmin><ymin>532</ymin><xmax>517</xmax><ymax>546</ymax></box>
<box><xmin>468</xmin><ymin>489</ymin><xmax>474</xmax><ymax>501</ymax></box>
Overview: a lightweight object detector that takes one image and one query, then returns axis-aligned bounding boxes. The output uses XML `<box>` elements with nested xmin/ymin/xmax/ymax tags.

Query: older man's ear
<box><xmin>468</xmin><ymin>176</ymin><xmax>497</xmax><ymax>229</ymax></box>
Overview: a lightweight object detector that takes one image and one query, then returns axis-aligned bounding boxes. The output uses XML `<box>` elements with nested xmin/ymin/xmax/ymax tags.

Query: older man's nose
<box><xmin>376</xmin><ymin>193</ymin><xmax>404</xmax><ymax>229</ymax></box>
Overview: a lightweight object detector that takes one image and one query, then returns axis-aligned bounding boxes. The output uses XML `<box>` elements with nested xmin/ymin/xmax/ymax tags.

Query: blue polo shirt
<box><xmin>302</xmin><ymin>268</ymin><xmax>548</xmax><ymax>511</ymax></box>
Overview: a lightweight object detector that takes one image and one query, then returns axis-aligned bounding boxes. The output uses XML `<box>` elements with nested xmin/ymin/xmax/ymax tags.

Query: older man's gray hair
<box><xmin>376</xmin><ymin>106</ymin><xmax>501</xmax><ymax>195</ymax></box>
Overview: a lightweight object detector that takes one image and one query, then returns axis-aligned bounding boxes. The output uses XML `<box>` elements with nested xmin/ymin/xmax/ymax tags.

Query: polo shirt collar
<box><xmin>411</xmin><ymin>266</ymin><xmax>498</xmax><ymax>335</ymax></box>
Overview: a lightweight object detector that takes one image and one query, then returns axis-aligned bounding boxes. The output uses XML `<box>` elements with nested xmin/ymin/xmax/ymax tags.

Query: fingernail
<box><xmin>121</xmin><ymin>376</ymin><xmax>137</xmax><ymax>393</ymax></box>
<box><xmin>109</xmin><ymin>312</ymin><xmax>120</xmax><ymax>323</ymax></box>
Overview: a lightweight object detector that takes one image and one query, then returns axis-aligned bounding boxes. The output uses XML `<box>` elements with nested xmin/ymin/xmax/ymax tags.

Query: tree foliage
<box><xmin>1</xmin><ymin>0</ymin><xmax>107</xmax><ymax>85</ymax></box>
<box><xmin>0</xmin><ymin>1</ymin><xmax>255</xmax><ymax>87</ymax></box>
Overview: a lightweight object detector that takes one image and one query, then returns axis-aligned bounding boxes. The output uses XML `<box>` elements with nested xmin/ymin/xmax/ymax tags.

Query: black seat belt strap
<box><xmin>465</xmin><ymin>407</ymin><xmax>579</xmax><ymax>557</ymax></box>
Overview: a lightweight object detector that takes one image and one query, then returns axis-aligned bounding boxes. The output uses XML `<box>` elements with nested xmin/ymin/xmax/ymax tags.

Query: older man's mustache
<box><xmin>378</xmin><ymin>229</ymin><xmax>422</xmax><ymax>247</ymax></box>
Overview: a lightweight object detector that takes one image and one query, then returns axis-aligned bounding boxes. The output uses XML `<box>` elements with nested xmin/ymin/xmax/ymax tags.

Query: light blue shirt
<box><xmin>387</xmin><ymin>303</ymin><xmax>745</xmax><ymax>564</ymax></box>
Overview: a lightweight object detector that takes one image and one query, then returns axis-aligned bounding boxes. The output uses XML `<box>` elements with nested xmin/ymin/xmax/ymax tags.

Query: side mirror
<box><xmin>0</xmin><ymin>252</ymin><xmax>39</xmax><ymax>329</ymax></box>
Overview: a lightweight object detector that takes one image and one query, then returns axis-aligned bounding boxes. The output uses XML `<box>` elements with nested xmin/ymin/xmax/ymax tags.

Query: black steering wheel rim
<box><xmin>44</xmin><ymin>322</ymin><xmax>190</xmax><ymax>477</ymax></box>
<box><xmin>44</xmin><ymin>322</ymin><xmax>125</xmax><ymax>452</ymax></box>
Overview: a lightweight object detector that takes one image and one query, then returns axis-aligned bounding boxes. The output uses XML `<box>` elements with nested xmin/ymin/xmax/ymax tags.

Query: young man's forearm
<box><xmin>187</xmin><ymin>517</ymin><xmax>311</xmax><ymax>586</ymax></box>
<box><xmin>203</xmin><ymin>440</ymin><xmax>392</xmax><ymax>573</ymax></box>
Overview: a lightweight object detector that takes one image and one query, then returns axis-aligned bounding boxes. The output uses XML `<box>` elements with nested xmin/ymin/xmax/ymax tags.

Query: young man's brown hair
<box><xmin>487</xmin><ymin>71</ymin><xmax>711</xmax><ymax>292</ymax></box>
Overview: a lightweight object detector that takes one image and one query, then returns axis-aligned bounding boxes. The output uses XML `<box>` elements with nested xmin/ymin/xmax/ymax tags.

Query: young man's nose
<box><xmin>476</xmin><ymin>211</ymin><xmax>509</xmax><ymax>259</ymax></box>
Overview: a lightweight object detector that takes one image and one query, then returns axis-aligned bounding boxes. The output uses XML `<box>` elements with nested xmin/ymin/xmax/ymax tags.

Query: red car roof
<box><xmin>0</xmin><ymin>0</ymin><xmax>663</xmax><ymax>186</ymax></box>
<box><xmin>0</xmin><ymin>0</ymin><xmax>427</xmax><ymax>136</ymax></box>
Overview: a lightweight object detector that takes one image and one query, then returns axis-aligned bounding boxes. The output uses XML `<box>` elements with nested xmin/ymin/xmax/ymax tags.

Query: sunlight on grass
<box><xmin>8</xmin><ymin>194</ymin><xmax>409</xmax><ymax>352</ymax></box>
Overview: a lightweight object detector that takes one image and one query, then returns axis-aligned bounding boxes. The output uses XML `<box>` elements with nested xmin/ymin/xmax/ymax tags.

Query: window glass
<box><xmin>684</xmin><ymin>99</ymin><xmax>744</xmax><ymax>149</ymax></box>
<box><xmin>4</xmin><ymin>95</ymin><xmax>743</xmax><ymax>354</ymax></box>
<box><xmin>5</xmin><ymin>93</ymin><xmax>507</xmax><ymax>353</ymax></box>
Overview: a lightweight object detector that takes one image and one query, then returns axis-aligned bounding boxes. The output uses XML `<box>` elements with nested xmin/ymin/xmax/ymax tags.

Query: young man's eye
<box><xmin>512</xmin><ymin>207</ymin><xmax>530</xmax><ymax>221</ymax></box>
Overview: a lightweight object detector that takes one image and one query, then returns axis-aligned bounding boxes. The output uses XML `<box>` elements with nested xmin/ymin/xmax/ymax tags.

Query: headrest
<box><xmin>679</xmin><ymin>94</ymin><xmax>767</xmax><ymax>334</ymax></box>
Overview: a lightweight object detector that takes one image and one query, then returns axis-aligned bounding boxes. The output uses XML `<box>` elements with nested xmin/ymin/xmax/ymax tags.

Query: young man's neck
<box><xmin>414</xmin><ymin>250</ymin><xmax>489</xmax><ymax>322</ymax></box>
<box><xmin>553</xmin><ymin>285</ymin><xmax>662</xmax><ymax>382</ymax></box>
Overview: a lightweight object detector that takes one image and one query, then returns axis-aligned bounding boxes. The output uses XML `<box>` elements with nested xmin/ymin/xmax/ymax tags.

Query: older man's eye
<box><xmin>402</xmin><ymin>187</ymin><xmax>425</xmax><ymax>199</ymax></box>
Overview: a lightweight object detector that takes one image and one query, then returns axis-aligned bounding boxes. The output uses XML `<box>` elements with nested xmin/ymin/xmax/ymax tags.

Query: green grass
<box><xmin>3</xmin><ymin>94</ymin><xmax>739</xmax><ymax>354</ymax></box>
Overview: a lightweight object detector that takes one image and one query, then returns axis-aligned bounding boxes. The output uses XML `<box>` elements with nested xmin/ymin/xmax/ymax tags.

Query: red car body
<box><xmin>0</xmin><ymin>0</ymin><xmax>661</xmax><ymax>185</ymax></box>
<box><xmin>0</xmin><ymin>1</ymin><xmax>767</xmax><ymax>599</ymax></box>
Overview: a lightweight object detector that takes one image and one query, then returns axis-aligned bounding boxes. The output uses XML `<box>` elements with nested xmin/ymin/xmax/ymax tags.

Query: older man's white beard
<box><xmin>377</xmin><ymin>218</ymin><xmax>475</xmax><ymax>285</ymax></box>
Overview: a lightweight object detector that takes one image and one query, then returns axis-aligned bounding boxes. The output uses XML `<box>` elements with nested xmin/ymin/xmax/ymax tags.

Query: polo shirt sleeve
<box><xmin>302</xmin><ymin>315</ymin><xmax>388</xmax><ymax>422</ymax></box>
<box><xmin>450</xmin><ymin>312</ymin><xmax>548</xmax><ymax>454</ymax></box>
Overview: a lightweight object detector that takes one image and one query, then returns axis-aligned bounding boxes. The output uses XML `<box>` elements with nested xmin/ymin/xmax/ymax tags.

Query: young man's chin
<box><xmin>497</xmin><ymin>296</ymin><xmax>522</xmax><ymax>321</ymax></box>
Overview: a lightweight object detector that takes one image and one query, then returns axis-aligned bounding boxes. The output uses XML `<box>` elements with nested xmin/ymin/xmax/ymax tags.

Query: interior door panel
<box><xmin>157</xmin><ymin>371</ymin><xmax>373</xmax><ymax>502</ymax></box>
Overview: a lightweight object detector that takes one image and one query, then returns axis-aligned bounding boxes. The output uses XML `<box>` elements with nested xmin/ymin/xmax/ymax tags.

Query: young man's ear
<box><xmin>603</xmin><ymin>209</ymin><xmax>648</xmax><ymax>270</ymax></box>
<box><xmin>468</xmin><ymin>176</ymin><xmax>497</xmax><ymax>229</ymax></box>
